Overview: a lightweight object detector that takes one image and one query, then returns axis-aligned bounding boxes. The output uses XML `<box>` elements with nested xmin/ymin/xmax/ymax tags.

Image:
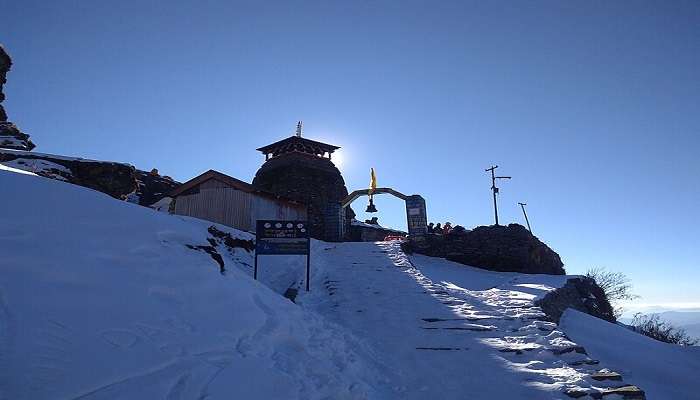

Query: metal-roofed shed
<box><xmin>169</xmin><ymin>170</ymin><xmax>307</xmax><ymax>232</ymax></box>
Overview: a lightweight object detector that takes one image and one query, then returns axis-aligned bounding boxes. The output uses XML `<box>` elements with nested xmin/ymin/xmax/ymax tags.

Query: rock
<box><xmin>0</xmin><ymin>45</ymin><xmax>34</xmax><ymax>150</ymax></box>
<box><xmin>536</xmin><ymin>277</ymin><xmax>616</xmax><ymax>323</ymax></box>
<box><xmin>252</xmin><ymin>152</ymin><xmax>354</xmax><ymax>240</ymax></box>
<box><xmin>564</xmin><ymin>388</ymin><xmax>588</xmax><ymax>398</ymax></box>
<box><xmin>0</xmin><ymin>150</ymin><xmax>137</xmax><ymax>200</ymax></box>
<box><xmin>134</xmin><ymin>169</ymin><xmax>180</xmax><ymax>206</ymax></box>
<box><xmin>0</xmin><ymin>122</ymin><xmax>35</xmax><ymax>151</ymax></box>
<box><xmin>590</xmin><ymin>371</ymin><xmax>623</xmax><ymax>381</ymax></box>
<box><xmin>406</xmin><ymin>224</ymin><xmax>565</xmax><ymax>275</ymax></box>
<box><xmin>592</xmin><ymin>385</ymin><xmax>646</xmax><ymax>399</ymax></box>
<box><xmin>0</xmin><ymin>45</ymin><xmax>11</xmax><ymax>108</ymax></box>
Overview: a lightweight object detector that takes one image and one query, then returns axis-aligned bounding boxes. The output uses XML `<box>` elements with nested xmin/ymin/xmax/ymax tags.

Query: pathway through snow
<box><xmin>299</xmin><ymin>241</ymin><xmax>643</xmax><ymax>399</ymax></box>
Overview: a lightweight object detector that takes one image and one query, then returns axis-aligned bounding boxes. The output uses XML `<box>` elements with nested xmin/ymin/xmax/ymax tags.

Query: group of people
<box><xmin>428</xmin><ymin>221</ymin><xmax>453</xmax><ymax>234</ymax></box>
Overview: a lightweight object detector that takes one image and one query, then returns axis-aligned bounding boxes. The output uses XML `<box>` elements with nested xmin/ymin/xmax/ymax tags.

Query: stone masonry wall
<box><xmin>252</xmin><ymin>153</ymin><xmax>354</xmax><ymax>240</ymax></box>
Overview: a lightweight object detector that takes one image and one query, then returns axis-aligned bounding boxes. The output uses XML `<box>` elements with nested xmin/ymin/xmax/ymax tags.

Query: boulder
<box><xmin>134</xmin><ymin>169</ymin><xmax>180</xmax><ymax>206</ymax></box>
<box><xmin>406</xmin><ymin>224</ymin><xmax>565</xmax><ymax>275</ymax></box>
<box><xmin>536</xmin><ymin>277</ymin><xmax>616</xmax><ymax>323</ymax></box>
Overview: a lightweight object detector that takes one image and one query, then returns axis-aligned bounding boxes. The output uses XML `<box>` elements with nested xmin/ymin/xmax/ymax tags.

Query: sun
<box><xmin>332</xmin><ymin>150</ymin><xmax>344</xmax><ymax>169</ymax></box>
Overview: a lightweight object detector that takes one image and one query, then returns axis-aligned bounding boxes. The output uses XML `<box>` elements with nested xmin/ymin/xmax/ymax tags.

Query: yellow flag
<box><xmin>369</xmin><ymin>167</ymin><xmax>377</xmax><ymax>194</ymax></box>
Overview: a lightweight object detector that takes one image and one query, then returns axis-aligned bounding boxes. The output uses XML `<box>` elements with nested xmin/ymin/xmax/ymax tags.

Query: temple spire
<box><xmin>296</xmin><ymin>121</ymin><xmax>303</xmax><ymax>137</ymax></box>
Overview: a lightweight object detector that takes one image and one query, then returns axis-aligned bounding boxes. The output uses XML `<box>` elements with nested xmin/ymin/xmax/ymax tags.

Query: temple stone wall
<box><xmin>252</xmin><ymin>153</ymin><xmax>353</xmax><ymax>241</ymax></box>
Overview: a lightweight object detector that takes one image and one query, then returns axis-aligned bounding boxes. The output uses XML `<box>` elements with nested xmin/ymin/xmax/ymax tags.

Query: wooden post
<box><xmin>254</xmin><ymin>251</ymin><xmax>258</xmax><ymax>280</ymax></box>
<box><xmin>518</xmin><ymin>202</ymin><xmax>532</xmax><ymax>233</ymax></box>
<box><xmin>306</xmin><ymin>240</ymin><xmax>311</xmax><ymax>292</ymax></box>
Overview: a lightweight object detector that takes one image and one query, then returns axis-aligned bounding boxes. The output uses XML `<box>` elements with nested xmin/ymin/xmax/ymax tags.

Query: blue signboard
<box><xmin>255</xmin><ymin>220</ymin><xmax>309</xmax><ymax>255</ymax></box>
<box><xmin>255</xmin><ymin>220</ymin><xmax>311</xmax><ymax>291</ymax></box>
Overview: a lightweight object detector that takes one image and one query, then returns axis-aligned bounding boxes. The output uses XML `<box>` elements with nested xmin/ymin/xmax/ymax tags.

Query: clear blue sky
<box><xmin>3</xmin><ymin>1</ymin><xmax>699</xmax><ymax>308</ymax></box>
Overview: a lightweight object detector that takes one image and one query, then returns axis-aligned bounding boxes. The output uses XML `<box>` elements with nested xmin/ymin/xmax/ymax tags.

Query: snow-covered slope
<box><xmin>3</xmin><ymin>167</ymin><xmax>697</xmax><ymax>399</ymax></box>
<box><xmin>298</xmin><ymin>244</ymin><xmax>659</xmax><ymax>399</ymax></box>
<box><xmin>0</xmin><ymin>170</ymin><xmax>386</xmax><ymax>400</ymax></box>
<box><xmin>561</xmin><ymin>309</ymin><xmax>700</xmax><ymax>399</ymax></box>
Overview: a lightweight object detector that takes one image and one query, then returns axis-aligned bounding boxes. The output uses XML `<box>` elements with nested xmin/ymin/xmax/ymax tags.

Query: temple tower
<box><xmin>252</xmin><ymin>122</ymin><xmax>353</xmax><ymax>240</ymax></box>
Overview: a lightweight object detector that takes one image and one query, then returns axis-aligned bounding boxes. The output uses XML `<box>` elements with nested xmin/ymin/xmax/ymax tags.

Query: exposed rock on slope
<box><xmin>0</xmin><ymin>149</ymin><xmax>136</xmax><ymax>199</ymax></box>
<box><xmin>134</xmin><ymin>168</ymin><xmax>180</xmax><ymax>206</ymax></box>
<box><xmin>0</xmin><ymin>45</ymin><xmax>10</xmax><ymax>121</ymax></box>
<box><xmin>0</xmin><ymin>45</ymin><xmax>34</xmax><ymax>151</ymax></box>
<box><xmin>405</xmin><ymin>223</ymin><xmax>565</xmax><ymax>275</ymax></box>
<box><xmin>536</xmin><ymin>277</ymin><xmax>616</xmax><ymax>323</ymax></box>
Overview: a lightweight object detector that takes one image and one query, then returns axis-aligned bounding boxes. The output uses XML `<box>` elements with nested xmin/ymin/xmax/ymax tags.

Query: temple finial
<box><xmin>295</xmin><ymin>121</ymin><xmax>303</xmax><ymax>137</ymax></box>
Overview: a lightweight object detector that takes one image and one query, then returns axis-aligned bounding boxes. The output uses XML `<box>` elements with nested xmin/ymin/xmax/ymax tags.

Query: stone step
<box><xmin>590</xmin><ymin>371</ymin><xmax>623</xmax><ymax>382</ymax></box>
<box><xmin>565</xmin><ymin>385</ymin><xmax>646</xmax><ymax>399</ymax></box>
<box><xmin>567</xmin><ymin>358</ymin><xmax>600</xmax><ymax>366</ymax></box>
<box><xmin>594</xmin><ymin>385</ymin><xmax>646</xmax><ymax>399</ymax></box>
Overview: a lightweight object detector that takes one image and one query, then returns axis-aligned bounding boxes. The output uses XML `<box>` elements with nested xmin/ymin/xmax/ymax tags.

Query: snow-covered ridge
<box><xmin>0</xmin><ymin>148</ymin><xmax>132</xmax><ymax>165</ymax></box>
<box><xmin>0</xmin><ymin>169</ymin><xmax>386</xmax><ymax>399</ymax></box>
<box><xmin>0</xmin><ymin>162</ymin><xmax>37</xmax><ymax>176</ymax></box>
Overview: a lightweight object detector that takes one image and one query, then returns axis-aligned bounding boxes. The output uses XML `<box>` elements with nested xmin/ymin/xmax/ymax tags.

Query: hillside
<box><xmin>0</xmin><ymin>170</ymin><xmax>386</xmax><ymax>399</ymax></box>
<box><xmin>2</xmin><ymin>168</ymin><xmax>699</xmax><ymax>399</ymax></box>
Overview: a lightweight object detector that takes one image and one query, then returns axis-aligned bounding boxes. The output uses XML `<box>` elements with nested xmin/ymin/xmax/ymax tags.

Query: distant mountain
<box><xmin>658</xmin><ymin>311</ymin><xmax>700</xmax><ymax>339</ymax></box>
<box><xmin>620</xmin><ymin>310</ymin><xmax>700</xmax><ymax>340</ymax></box>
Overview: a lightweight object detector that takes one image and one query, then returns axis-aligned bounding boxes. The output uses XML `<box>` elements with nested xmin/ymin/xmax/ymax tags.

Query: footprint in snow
<box><xmin>101</xmin><ymin>329</ymin><xmax>140</xmax><ymax>348</ymax></box>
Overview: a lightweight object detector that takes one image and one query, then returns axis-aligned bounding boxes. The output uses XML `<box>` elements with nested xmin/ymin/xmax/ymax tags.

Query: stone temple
<box><xmin>252</xmin><ymin>123</ymin><xmax>354</xmax><ymax>241</ymax></box>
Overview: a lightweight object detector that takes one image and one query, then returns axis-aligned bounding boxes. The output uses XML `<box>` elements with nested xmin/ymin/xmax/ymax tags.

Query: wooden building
<box><xmin>169</xmin><ymin>170</ymin><xmax>307</xmax><ymax>232</ymax></box>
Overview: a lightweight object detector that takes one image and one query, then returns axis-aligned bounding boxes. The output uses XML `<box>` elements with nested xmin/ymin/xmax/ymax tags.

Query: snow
<box><xmin>0</xmin><ymin>162</ymin><xmax>37</xmax><ymax>176</ymax></box>
<box><xmin>560</xmin><ymin>309</ymin><xmax>700</xmax><ymax>399</ymax></box>
<box><xmin>1</xmin><ymin>157</ymin><xmax>71</xmax><ymax>180</ymax></box>
<box><xmin>0</xmin><ymin>136</ymin><xmax>27</xmax><ymax>148</ymax></box>
<box><xmin>3</xmin><ymin>165</ymin><xmax>698</xmax><ymax>399</ymax></box>
<box><xmin>0</xmin><ymin>169</ymin><xmax>387</xmax><ymax>400</ymax></box>
<box><xmin>150</xmin><ymin>196</ymin><xmax>172</xmax><ymax>212</ymax></box>
<box><xmin>297</xmin><ymin>243</ymin><xmax>631</xmax><ymax>398</ymax></box>
<box><xmin>0</xmin><ymin>148</ymin><xmax>132</xmax><ymax>165</ymax></box>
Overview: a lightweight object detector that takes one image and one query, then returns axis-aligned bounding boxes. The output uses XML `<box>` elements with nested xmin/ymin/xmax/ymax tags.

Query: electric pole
<box><xmin>485</xmin><ymin>165</ymin><xmax>511</xmax><ymax>226</ymax></box>
<box><xmin>518</xmin><ymin>202</ymin><xmax>532</xmax><ymax>233</ymax></box>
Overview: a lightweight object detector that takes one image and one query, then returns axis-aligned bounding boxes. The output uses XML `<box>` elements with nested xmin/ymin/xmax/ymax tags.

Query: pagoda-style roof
<box><xmin>256</xmin><ymin>135</ymin><xmax>340</xmax><ymax>160</ymax></box>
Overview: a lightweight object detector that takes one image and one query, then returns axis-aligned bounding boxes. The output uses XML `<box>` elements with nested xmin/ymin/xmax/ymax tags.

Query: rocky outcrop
<box><xmin>405</xmin><ymin>224</ymin><xmax>565</xmax><ymax>275</ymax></box>
<box><xmin>252</xmin><ymin>152</ymin><xmax>354</xmax><ymax>240</ymax></box>
<box><xmin>0</xmin><ymin>149</ymin><xmax>136</xmax><ymax>200</ymax></box>
<box><xmin>0</xmin><ymin>45</ymin><xmax>34</xmax><ymax>151</ymax></box>
<box><xmin>0</xmin><ymin>45</ymin><xmax>10</xmax><ymax>119</ymax></box>
<box><xmin>134</xmin><ymin>169</ymin><xmax>180</xmax><ymax>206</ymax></box>
<box><xmin>536</xmin><ymin>277</ymin><xmax>616</xmax><ymax>323</ymax></box>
